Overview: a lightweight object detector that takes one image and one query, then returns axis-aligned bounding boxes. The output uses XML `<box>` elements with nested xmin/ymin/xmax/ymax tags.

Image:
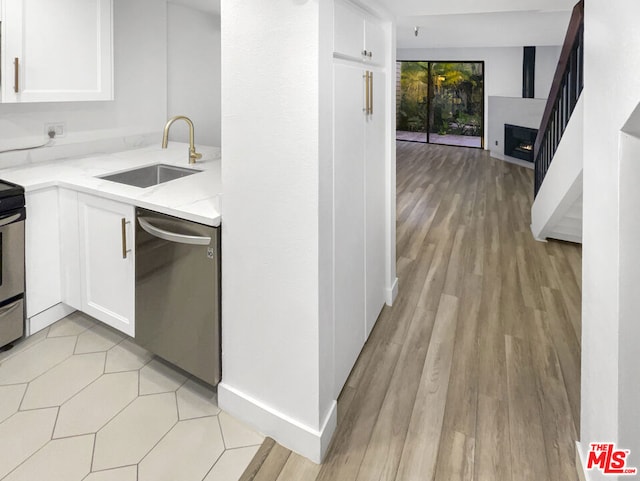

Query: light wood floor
<box><xmin>240</xmin><ymin>143</ymin><xmax>582</xmax><ymax>481</ymax></box>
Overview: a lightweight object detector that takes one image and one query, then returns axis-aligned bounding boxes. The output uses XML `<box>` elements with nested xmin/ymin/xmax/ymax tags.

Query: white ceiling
<box><xmin>168</xmin><ymin>0</ymin><xmax>220</xmax><ymax>15</ymax></box>
<box><xmin>375</xmin><ymin>0</ymin><xmax>577</xmax><ymax>17</ymax></box>
<box><xmin>368</xmin><ymin>0</ymin><xmax>576</xmax><ymax>49</ymax></box>
<box><xmin>166</xmin><ymin>0</ymin><xmax>573</xmax><ymax>50</ymax></box>
<box><xmin>397</xmin><ymin>10</ymin><xmax>572</xmax><ymax>49</ymax></box>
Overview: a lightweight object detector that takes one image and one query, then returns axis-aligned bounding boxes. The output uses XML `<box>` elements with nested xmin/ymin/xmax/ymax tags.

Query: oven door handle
<box><xmin>138</xmin><ymin>217</ymin><xmax>211</xmax><ymax>246</ymax></box>
<box><xmin>0</xmin><ymin>213</ymin><xmax>21</xmax><ymax>228</ymax></box>
<box><xmin>0</xmin><ymin>300</ymin><xmax>21</xmax><ymax>317</ymax></box>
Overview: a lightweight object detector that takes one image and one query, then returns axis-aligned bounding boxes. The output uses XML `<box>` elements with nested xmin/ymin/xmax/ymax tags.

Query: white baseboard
<box><xmin>218</xmin><ymin>382</ymin><xmax>337</xmax><ymax>464</ymax></box>
<box><xmin>530</xmin><ymin>224</ymin><xmax>549</xmax><ymax>243</ymax></box>
<box><xmin>489</xmin><ymin>151</ymin><xmax>535</xmax><ymax>170</ymax></box>
<box><xmin>576</xmin><ymin>441</ymin><xmax>589</xmax><ymax>481</ymax></box>
<box><xmin>385</xmin><ymin>277</ymin><xmax>399</xmax><ymax>306</ymax></box>
<box><xmin>504</xmin><ymin>154</ymin><xmax>535</xmax><ymax>170</ymax></box>
<box><xmin>28</xmin><ymin>303</ymin><xmax>75</xmax><ymax>335</ymax></box>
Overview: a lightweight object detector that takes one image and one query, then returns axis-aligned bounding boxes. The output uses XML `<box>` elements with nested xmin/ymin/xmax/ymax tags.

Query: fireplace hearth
<box><xmin>504</xmin><ymin>123</ymin><xmax>538</xmax><ymax>162</ymax></box>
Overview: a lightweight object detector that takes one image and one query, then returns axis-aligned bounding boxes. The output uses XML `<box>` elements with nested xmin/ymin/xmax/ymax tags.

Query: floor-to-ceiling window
<box><xmin>396</xmin><ymin>61</ymin><xmax>484</xmax><ymax>149</ymax></box>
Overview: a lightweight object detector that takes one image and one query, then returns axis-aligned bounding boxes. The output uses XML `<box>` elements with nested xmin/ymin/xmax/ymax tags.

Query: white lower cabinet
<box><xmin>25</xmin><ymin>188</ymin><xmax>135</xmax><ymax>337</ymax></box>
<box><xmin>59</xmin><ymin>189</ymin><xmax>82</xmax><ymax>310</ymax></box>
<box><xmin>25</xmin><ymin>188</ymin><xmax>62</xmax><ymax>318</ymax></box>
<box><xmin>77</xmin><ymin>193</ymin><xmax>135</xmax><ymax>337</ymax></box>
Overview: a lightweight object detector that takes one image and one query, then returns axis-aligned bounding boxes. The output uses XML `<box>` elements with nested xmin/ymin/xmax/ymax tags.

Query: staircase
<box><xmin>530</xmin><ymin>0</ymin><xmax>584</xmax><ymax>243</ymax></box>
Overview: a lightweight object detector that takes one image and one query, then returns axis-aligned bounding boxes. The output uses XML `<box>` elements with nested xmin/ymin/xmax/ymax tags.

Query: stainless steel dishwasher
<box><xmin>135</xmin><ymin>208</ymin><xmax>221</xmax><ymax>386</ymax></box>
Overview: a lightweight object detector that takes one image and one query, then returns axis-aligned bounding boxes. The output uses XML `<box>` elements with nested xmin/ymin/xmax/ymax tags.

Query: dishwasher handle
<box><xmin>138</xmin><ymin>217</ymin><xmax>211</xmax><ymax>246</ymax></box>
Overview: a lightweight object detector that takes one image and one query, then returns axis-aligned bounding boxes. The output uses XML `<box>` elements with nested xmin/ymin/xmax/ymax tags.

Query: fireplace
<box><xmin>504</xmin><ymin>124</ymin><xmax>538</xmax><ymax>162</ymax></box>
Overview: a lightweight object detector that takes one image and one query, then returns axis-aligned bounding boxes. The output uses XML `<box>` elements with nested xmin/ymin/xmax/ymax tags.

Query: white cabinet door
<box><xmin>334</xmin><ymin>1</ymin><xmax>365</xmax><ymax>59</ymax></box>
<box><xmin>333</xmin><ymin>63</ymin><xmax>366</xmax><ymax>395</ymax></box>
<box><xmin>78</xmin><ymin>194</ymin><xmax>134</xmax><ymax>336</ymax></box>
<box><xmin>364</xmin><ymin>19</ymin><xmax>386</xmax><ymax>66</ymax></box>
<box><xmin>59</xmin><ymin>189</ymin><xmax>82</xmax><ymax>310</ymax></box>
<box><xmin>334</xmin><ymin>1</ymin><xmax>386</xmax><ymax>66</ymax></box>
<box><xmin>1</xmin><ymin>0</ymin><xmax>113</xmax><ymax>103</ymax></box>
<box><xmin>365</xmin><ymin>70</ymin><xmax>387</xmax><ymax>337</ymax></box>
<box><xmin>25</xmin><ymin>188</ymin><xmax>62</xmax><ymax>318</ymax></box>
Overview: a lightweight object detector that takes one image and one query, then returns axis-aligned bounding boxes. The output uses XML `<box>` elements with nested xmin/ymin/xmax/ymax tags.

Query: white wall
<box><xmin>618</xmin><ymin>130</ymin><xmax>640</xmax><ymax>473</ymax></box>
<box><xmin>219</xmin><ymin>0</ymin><xmax>336</xmax><ymax>464</ymax></box>
<box><xmin>167</xmin><ymin>3</ymin><xmax>221</xmax><ymax>147</ymax></box>
<box><xmin>487</xmin><ymin>96</ymin><xmax>545</xmax><ymax>160</ymax></box>
<box><xmin>317</xmin><ymin>0</ymin><xmax>336</xmax><ymax>445</ymax></box>
<box><xmin>581</xmin><ymin>0</ymin><xmax>640</xmax><ymax>476</ymax></box>
<box><xmin>397</xmin><ymin>46</ymin><xmax>561</xmax><ymax>148</ymax></box>
<box><xmin>0</xmin><ymin>0</ymin><xmax>168</xmax><ymax>168</ymax></box>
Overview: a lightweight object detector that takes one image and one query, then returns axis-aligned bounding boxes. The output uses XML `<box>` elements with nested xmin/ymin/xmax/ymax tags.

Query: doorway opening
<box><xmin>396</xmin><ymin>61</ymin><xmax>484</xmax><ymax>148</ymax></box>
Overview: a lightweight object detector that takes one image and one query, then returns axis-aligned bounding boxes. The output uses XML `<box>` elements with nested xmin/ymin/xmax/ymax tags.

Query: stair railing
<box><xmin>534</xmin><ymin>0</ymin><xmax>584</xmax><ymax>196</ymax></box>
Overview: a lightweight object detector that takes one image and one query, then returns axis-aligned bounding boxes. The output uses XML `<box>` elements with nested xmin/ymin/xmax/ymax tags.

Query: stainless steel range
<box><xmin>0</xmin><ymin>180</ymin><xmax>25</xmax><ymax>349</ymax></box>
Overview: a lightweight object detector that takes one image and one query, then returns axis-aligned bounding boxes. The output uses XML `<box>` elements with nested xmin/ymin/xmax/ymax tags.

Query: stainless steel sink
<box><xmin>99</xmin><ymin>164</ymin><xmax>200</xmax><ymax>188</ymax></box>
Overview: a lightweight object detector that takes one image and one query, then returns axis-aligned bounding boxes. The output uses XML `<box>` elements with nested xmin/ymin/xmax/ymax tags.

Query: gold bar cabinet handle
<box><xmin>13</xmin><ymin>58</ymin><xmax>19</xmax><ymax>93</ymax></box>
<box><xmin>121</xmin><ymin>218</ymin><xmax>129</xmax><ymax>259</ymax></box>
<box><xmin>365</xmin><ymin>71</ymin><xmax>371</xmax><ymax>115</ymax></box>
<box><xmin>369</xmin><ymin>72</ymin><xmax>373</xmax><ymax>115</ymax></box>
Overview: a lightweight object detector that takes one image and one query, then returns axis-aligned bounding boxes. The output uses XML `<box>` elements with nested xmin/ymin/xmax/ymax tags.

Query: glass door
<box><xmin>397</xmin><ymin>61</ymin><xmax>484</xmax><ymax>149</ymax></box>
<box><xmin>396</xmin><ymin>61</ymin><xmax>429</xmax><ymax>143</ymax></box>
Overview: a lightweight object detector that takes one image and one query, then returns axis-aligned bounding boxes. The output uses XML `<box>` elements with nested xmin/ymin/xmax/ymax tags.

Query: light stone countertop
<box><xmin>0</xmin><ymin>143</ymin><xmax>222</xmax><ymax>226</ymax></box>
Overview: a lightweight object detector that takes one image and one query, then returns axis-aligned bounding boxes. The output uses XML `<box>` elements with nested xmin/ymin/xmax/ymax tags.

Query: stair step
<box><xmin>557</xmin><ymin>216</ymin><xmax>582</xmax><ymax>230</ymax></box>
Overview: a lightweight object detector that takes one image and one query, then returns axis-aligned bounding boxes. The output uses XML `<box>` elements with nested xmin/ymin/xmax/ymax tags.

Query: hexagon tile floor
<box><xmin>0</xmin><ymin>312</ymin><xmax>264</xmax><ymax>481</ymax></box>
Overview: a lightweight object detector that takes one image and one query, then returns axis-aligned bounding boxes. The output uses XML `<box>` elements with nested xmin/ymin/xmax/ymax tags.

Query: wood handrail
<box><xmin>533</xmin><ymin>0</ymin><xmax>584</xmax><ymax>159</ymax></box>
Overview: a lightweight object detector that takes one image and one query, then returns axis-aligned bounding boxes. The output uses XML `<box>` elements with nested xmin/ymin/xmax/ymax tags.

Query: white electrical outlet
<box><xmin>45</xmin><ymin>122</ymin><xmax>66</xmax><ymax>139</ymax></box>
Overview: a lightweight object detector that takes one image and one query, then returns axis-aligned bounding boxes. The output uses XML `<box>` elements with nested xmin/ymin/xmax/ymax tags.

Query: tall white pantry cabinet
<box><xmin>333</xmin><ymin>0</ymin><xmax>389</xmax><ymax>396</ymax></box>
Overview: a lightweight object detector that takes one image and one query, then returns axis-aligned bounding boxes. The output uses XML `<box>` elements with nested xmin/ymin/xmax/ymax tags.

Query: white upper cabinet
<box><xmin>334</xmin><ymin>1</ymin><xmax>365</xmax><ymax>59</ymax></box>
<box><xmin>334</xmin><ymin>0</ymin><xmax>385</xmax><ymax>65</ymax></box>
<box><xmin>364</xmin><ymin>18</ymin><xmax>386</xmax><ymax>65</ymax></box>
<box><xmin>0</xmin><ymin>0</ymin><xmax>114</xmax><ymax>103</ymax></box>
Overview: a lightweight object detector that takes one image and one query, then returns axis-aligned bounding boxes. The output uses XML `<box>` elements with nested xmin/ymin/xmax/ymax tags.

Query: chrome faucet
<box><xmin>161</xmin><ymin>115</ymin><xmax>202</xmax><ymax>164</ymax></box>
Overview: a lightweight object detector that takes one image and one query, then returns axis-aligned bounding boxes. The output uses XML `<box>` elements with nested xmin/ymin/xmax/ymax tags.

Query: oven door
<box><xmin>0</xmin><ymin>209</ymin><xmax>25</xmax><ymax>302</ymax></box>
